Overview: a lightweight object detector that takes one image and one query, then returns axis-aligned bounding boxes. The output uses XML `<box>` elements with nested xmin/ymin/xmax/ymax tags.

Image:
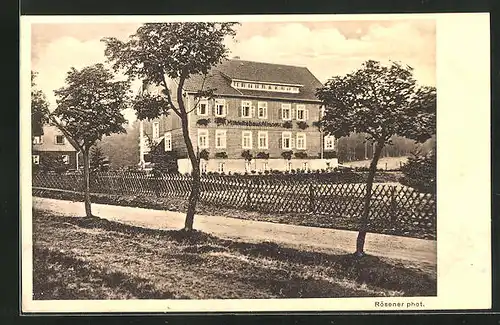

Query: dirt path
<box><xmin>32</xmin><ymin>197</ymin><xmax>436</xmax><ymax>266</ymax></box>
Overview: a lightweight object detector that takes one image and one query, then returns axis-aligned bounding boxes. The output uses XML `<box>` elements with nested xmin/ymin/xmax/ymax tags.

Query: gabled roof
<box><xmin>183</xmin><ymin>59</ymin><xmax>323</xmax><ymax>102</ymax></box>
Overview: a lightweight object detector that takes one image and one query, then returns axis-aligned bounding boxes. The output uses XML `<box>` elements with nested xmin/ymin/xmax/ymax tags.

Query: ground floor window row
<box><xmin>32</xmin><ymin>154</ymin><xmax>70</xmax><ymax>165</ymax></box>
<box><xmin>198</xmin><ymin>159</ymin><xmax>338</xmax><ymax>174</ymax></box>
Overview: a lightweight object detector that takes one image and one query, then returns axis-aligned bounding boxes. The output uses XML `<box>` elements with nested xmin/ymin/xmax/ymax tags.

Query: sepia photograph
<box><xmin>21</xmin><ymin>13</ymin><xmax>490</xmax><ymax>313</ymax></box>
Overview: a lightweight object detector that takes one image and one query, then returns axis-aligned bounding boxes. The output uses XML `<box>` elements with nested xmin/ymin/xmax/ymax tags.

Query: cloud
<box><xmin>32</xmin><ymin>35</ymin><xmax>139</xmax><ymax>122</ymax></box>
<box><xmin>228</xmin><ymin>21</ymin><xmax>435</xmax><ymax>86</ymax></box>
<box><xmin>32</xmin><ymin>20</ymin><xmax>435</xmax><ymax>125</ymax></box>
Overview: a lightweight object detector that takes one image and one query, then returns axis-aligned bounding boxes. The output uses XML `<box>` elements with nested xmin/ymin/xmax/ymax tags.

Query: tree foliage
<box><xmin>317</xmin><ymin>60</ymin><xmax>436</xmax><ymax>145</ymax></box>
<box><xmin>53</xmin><ymin>64</ymin><xmax>130</xmax><ymax>148</ymax></box>
<box><xmin>31</xmin><ymin>71</ymin><xmax>50</xmax><ymax>135</ymax></box>
<box><xmin>102</xmin><ymin>22</ymin><xmax>238</xmax><ymax>120</ymax></box>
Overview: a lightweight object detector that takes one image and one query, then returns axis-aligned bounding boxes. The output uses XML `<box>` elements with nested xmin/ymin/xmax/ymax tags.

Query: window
<box><xmin>281</xmin><ymin>104</ymin><xmax>291</xmax><ymax>120</ymax></box>
<box><xmin>257</xmin><ymin>102</ymin><xmax>267</xmax><ymax>119</ymax></box>
<box><xmin>198</xmin><ymin>129</ymin><xmax>209</xmax><ymax>149</ymax></box>
<box><xmin>164</xmin><ymin>132</ymin><xmax>172</xmax><ymax>151</ymax></box>
<box><xmin>62</xmin><ymin>155</ymin><xmax>70</xmax><ymax>165</ymax></box>
<box><xmin>32</xmin><ymin>155</ymin><xmax>40</xmax><ymax>165</ymax></box>
<box><xmin>324</xmin><ymin>135</ymin><xmax>335</xmax><ymax>150</ymax></box>
<box><xmin>152</xmin><ymin>122</ymin><xmax>160</xmax><ymax>139</ymax></box>
<box><xmin>262</xmin><ymin>162</ymin><xmax>269</xmax><ymax>171</ymax></box>
<box><xmin>55</xmin><ymin>135</ymin><xmax>65</xmax><ymax>144</ymax></box>
<box><xmin>242</xmin><ymin>131</ymin><xmax>253</xmax><ymax>149</ymax></box>
<box><xmin>296</xmin><ymin>104</ymin><xmax>307</xmax><ymax>121</ymax></box>
<box><xmin>197</xmin><ymin>99</ymin><xmax>209</xmax><ymax>116</ymax></box>
<box><xmin>215</xmin><ymin>99</ymin><xmax>226</xmax><ymax>117</ymax></box>
<box><xmin>232</xmin><ymin>81</ymin><xmax>300</xmax><ymax>94</ymax></box>
<box><xmin>241</xmin><ymin>101</ymin><xmax>252</xmax><ymax>118</ymax></box>
<box><xmin>200</xmin><ymin>160</ymin><xmax>207</xmax><ymax>173</ymax></box>
<box><xmin>33</xmin><ymin>136</ymin><xmax>43</xmax><ymax>144</ymax></box>
<box><xmin>282</xmin><ymin>131</ymin><xmax>292</xmax><ymax>149</ymax></box>
<box><xmin>258</xmin><ymin>131</ymin><xmax>268</xmax><ymax>149</ymax></box>
<box><xmin>217</xmin><ymin>162</ymin><xmax>225</xmax><ymax>173</ymax></box>
<box><xmin>215</xmin><ymin>130</ymin><xmax>227</xmax><ymax>149</ymax></box>
<box><xmin>302</xmin><ymin>162</ymin><xmax>309</xmax><ymax>170</ymax></box>
<box><xmin>320</xmin><ymin>105</ymin><xmax>326</xmax><ymax>118</ymax></box>
<box><xmin>296</xmin><ymin>133</ymin><xmax>307</xmax><ymax>150</ymax></box>
<box><xmin>287</xmin><ymin>162</ymin><xmax>292</xmax><ymax>171</ymax></box>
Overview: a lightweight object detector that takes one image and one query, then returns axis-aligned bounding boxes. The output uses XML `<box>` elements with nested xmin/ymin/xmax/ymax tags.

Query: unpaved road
<box><xmin>31</xmin><ymin>197</ymin><xmax>436</xmax><ymax>266</ymax></box>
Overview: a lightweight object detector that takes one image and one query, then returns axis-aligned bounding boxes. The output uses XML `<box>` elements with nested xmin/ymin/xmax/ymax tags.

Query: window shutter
<box><xmin>251</xmin><ymin>105</ymin><xmax>256</xmax><ymax>118</ymax></box>
<box><xmin>291</xmin><ymin>137</ymin><xmax>295</xmax><ymax>149</ymax></box>
<box><xmin>279</xmin><ymin>136</ymin><xmax>282</xmax><ymax>149</ymax></box>
<box><xmin>305</xmin><ymin>109</ymin><xmax>309</xmax><ymax>120</ymax></box>
<box><xmin>291</xmin><ymin>107</ymin><xmax>296</xmax><ymax>120</ymax></box>
<box><xmin>224</xmin><ymin>104</ymin><xmax>228</xmax><ymax>117</ymax></box>
<box><xmin>279</xmin><ymin>107</ymin><xmax>282</xmax><ymax>120</ymax></box>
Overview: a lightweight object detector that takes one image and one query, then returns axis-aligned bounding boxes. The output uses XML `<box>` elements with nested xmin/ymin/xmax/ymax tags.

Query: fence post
<box><xmin>390</xmin><ymin>186</ymin><xmax>397</xmax><ymax>224</ymax></box>
<box><xmin>246</xmin><ymin>177</ymin><xmax>252</xmax><ymax>210</ymax></box>
<box><xmin>309</xmin><ymin>182</ymin><xmax>315</xmax><ymax>213</ymax></box>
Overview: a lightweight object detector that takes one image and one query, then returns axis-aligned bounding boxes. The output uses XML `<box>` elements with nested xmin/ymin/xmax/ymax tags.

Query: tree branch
<box><xmin>186</xmin><ymin>73</ymin><xmax>208</xmax><ymax>114</ymax></box>
<box><xmin>160</xmin><ymin>73</ymin><xmax>181</xmax><ymax>117</ymax></box>
<box><xmin>47</xmin><ymin>114</ymin><xmax>84</xmax><ymax>153</ymax></box>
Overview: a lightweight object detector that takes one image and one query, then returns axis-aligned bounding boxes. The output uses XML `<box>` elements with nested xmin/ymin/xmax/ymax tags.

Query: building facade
<box><xmin>139</xmin><ymin>59</ymin><xmax>338</xmax><ymax>173</ymax></box>
<box><xmin>32</xmin><ymin>125</ymin><xmax>79</xmax><ymax>171</ymax></box>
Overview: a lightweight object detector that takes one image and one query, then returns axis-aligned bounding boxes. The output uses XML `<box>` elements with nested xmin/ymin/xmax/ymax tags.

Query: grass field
<box><xmin>33</xmin><ymin>209</ymin><xmax>436</xmax><ymax>300</ymax></box>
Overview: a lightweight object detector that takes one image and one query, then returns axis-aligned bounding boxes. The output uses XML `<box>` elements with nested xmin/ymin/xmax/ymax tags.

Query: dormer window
<box><xmin>231</xmin><ymin>80</ymin><xmax>301</xmax><ymax>94</ymax></box>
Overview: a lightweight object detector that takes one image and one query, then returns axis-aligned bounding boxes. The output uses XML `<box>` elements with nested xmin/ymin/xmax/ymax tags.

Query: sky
<box><xmin>31</xmin><ymin>19</ymin><xmax>436</xmax><ymax>122</ymax></box>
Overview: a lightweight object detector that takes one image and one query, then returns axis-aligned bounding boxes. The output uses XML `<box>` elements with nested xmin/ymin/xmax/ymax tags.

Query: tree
<box><xmin>53</xmin><ymin>63</ymin><xmax>130</xmax><ymax>217</ymax></box>
<box><xmin>102</xmin><ymin>22</ymin><xmax>238</xmax><ymax>231</ymax></box>
<box><xmin>31</xmin><ymin>71</ymin><xmax>50</xmax><ymax>136</ymax></box>
<box><xmin>316</xmin><ymin>60</ymin><xmax>436</xmax><ymax>256</ymax></box>
<box><xmin>90</xmin><ymin>145</ymin><xmax>110</xmax><ymax>172</ymax></box>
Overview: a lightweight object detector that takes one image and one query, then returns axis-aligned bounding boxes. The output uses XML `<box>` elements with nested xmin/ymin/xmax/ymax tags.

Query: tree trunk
<box><xmin>176</xmin><ymin>74</ymin><xmax>200</xmax><ymax>232</ymax></box>
<box><xmin>82</xmin><ymin>148</ymin><xmax>93</xmax><ymax>217</ymax></box>
<box><xmin>355</xmin><ymin>140</ymin><xmax>384</xmax><ymax>256</ymax></box>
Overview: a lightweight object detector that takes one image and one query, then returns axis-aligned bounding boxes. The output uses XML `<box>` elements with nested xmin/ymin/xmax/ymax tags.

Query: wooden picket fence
<box><xmin>32</xmin><ymin>171</ymin><xmax>436</xmax><ymax>233</ymax></box>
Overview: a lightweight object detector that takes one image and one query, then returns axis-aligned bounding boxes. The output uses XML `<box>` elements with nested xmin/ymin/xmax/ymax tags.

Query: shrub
<box><xmin>250</xmin><ymin>170</ymin><xmax>256</xmax><ymax>174</ymax></box>
<box><xmin>282</xmin><ymin>121</ymin><xmax>292</xmax><ymax>129</ymax></box>
<box><xmin>281</xmin><ymin>151</ymin><xmax>293</xmax><ymax>160</ymax></box>
<box><xmin>241</xmin><ymin>150</ymin><xmax>253</xmax><ymax>161</ymax></box>
<box><xmin>264</xmin><ymin>170</ymin><xmax>270</xmax><ymax>175</ymax></box>
<box><xmin>214</xmin><ymin>117</ymin><xmax>227</xmax><ymax>125</ymax></box>
<box><xmin>199</xmin><ymin>149</ymin><xmax>210</xmax><ymax>160</ymax></box>
<box><xmin>399</xmin><ymin>151</ymin><xmax>436</xmax><ymax>193</ymax></box>
<box><xmin>323</xmin><ymin>151</ymin><xmax>338</xmax><ymax>159</ymax></box>
<box><xmin>196</xmin><ymin>118</ymin><xmax>210</xmax><ymax>126</ymax></box>
<box><xmin>294</xmin><ymin>152</ymin><xmax>308</xmax><ymax>159</ymax></box>
<box><xmin>256</xmin><ymin>152</ymin><xmax>270</xmax><ymax>159</ymax></box>
<box><xmin>296</xmin><ymin>121</ymin><xmax>309</xmax><ymax>130</ymax></box>
<box><xmin>215</xmin><ymin>152</ymin><xmax>228</xmax><ymax>159</ymax></box>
